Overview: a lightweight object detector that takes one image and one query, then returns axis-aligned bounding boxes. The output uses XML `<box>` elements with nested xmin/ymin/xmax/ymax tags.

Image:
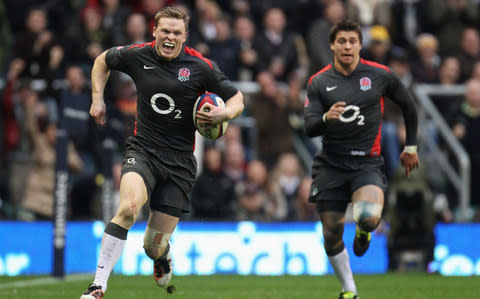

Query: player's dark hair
<box><xmin>154</xmin><ymin>6</ymin><xmax>190</xmax><ymax>31</ymax></box>
<box><xmin>329</xmin><ymin>19</ymin><xmax>362</xmax><ymax>44</ymax></box>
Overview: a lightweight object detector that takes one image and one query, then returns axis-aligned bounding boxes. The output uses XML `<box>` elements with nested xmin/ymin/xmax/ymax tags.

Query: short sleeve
<box><xmin>105</xmin><ymin>46</ymin><xmax>131</xmax><ymax>73</ymax></box>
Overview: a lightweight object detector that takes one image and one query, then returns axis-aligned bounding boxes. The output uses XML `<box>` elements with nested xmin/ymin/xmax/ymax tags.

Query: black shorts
<box><xmin>309</xmin><ymin>158</ymin><xmax>387</xmax><ymax>213</ymax></box>
<box><xmin>121</xmin><ymin>138</ymin><xmax>197</xmax><ymax>214</ymax></box>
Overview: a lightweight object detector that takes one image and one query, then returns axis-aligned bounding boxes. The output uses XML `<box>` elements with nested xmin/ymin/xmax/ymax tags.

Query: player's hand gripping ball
<box><xmin>193</xmin><ymin>93</ymin><xmax>228</xmax><ymax>139</ymax></box>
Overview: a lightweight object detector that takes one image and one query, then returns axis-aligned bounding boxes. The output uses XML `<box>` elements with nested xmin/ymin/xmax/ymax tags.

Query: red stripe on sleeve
<box><xmin>304</xmin><ymin>97</ymin><xmax>310</xmax><ymax>107</ymax></box>
<box><xmin>185</xmin><ymin>46</ymin><xmax>213</xmax><ymax>69</ymax></box>
<box><xmin>369</xmin><ymin>96</ymin><xmax>385</xmax><ymax>156</ymax></box>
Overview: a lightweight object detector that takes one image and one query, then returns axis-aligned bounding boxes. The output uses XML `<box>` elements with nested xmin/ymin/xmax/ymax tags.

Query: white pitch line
<box><xmin>0</xmin><ymin>273</ymin><xmax>92</xmax><ymax>289</ymax></box>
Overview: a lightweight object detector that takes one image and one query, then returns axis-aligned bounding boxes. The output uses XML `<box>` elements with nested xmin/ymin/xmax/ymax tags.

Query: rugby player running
<box><xmin>304</xmin><ymin>20</ymin><xmax>419</xmax><ymax>299</ymax></box>
<box><xmin>81</xmin><ymin>7</ymin><xmax>244</xmax><ymax>299</ymax></box>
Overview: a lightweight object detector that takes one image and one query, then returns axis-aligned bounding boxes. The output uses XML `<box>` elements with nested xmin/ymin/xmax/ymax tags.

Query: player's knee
<box><xmin>116</xmin><ymin>202</ymin><xmax>139</xmax><ymax>225</ymax></box>
<box><xmin>353</xmin><ymin>201</ymin><xmax>383</xmax><ymax>232</ymax></box>
<box><xmin>324</xmin><ymin>241</ymin><xmax>345</xmax><ymax>256</ymax></box>
<box><xmin>143</xmin><ymin>226</ymin><xmax>171</xmax><ymax>260</ymax></box>
<box><xmin>322</xmin><ymin>226</ymin><xmax>343</xmax><ymax>251</ymax></box>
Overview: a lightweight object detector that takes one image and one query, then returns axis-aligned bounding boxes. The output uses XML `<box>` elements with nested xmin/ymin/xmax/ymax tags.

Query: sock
<box><xmin>93</xmin><ymin>223</ymin><xmax>128</xmax><ymax>292</ymax></box>
<box><xmin>328</xmin><ymin>248</ymin><xmax>357</xmax><ymax>294</ymax></box>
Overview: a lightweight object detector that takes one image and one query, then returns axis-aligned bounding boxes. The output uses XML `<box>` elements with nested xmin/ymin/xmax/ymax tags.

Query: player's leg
<box><xmin>146</xmin><ymin>180</ymin><xmax>186</xmax><ymax>288</ymax></box>
<box><xmin>317</xmin><ymin>197</ymin><xmax>358</xmax><ymax>299</ymax></box>
<box><xmin>81</xmin><ymin>166</ymin><xmax>152</xmax><ymax>299</ymax></box>
<box><xmin>351</xmin><ymin>184</ymin><xmax>384</xmax><ymax>257</ymax></box>
<box><xmin>144</xmin><ymin>208</ymin><xmax>179</xmax><ymax>288</ymax></box>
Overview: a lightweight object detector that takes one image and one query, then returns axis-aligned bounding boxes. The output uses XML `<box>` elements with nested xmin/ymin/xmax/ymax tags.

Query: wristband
<box><xmin>404</xmin><ymin>145</ymin><xmax>417</xmax><ymax>154</ymax></box>
<box><xmin>322</xmin><ymin>113</ymin><xmax>328</xmax><ymax>123</ymax></box>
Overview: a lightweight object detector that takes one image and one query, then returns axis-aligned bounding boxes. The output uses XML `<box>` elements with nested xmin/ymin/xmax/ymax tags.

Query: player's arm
<box><xmin>387</xmin><ymin>72</ymin><xmax>419</xmax><ymax>177</ymax></box>
<box><xmin>90</xmin><ymin>50</ymin><xmax>110</xmax><ymax>125</ymax></box>
<box><xmin>224</xmin><ymin>90</ymin><xmax>244</xmax><ymax>120</ymax></box>
<box><xmin>304</xmin><ymin>80</ymin><xmax>339</xmax><ymax>137</ymax></box>
<box><xmin>196</xmin><ymin>91</ymin><xmax>244</xmax><ymax>125</ymax></box>
<box><xmin>199</xmin><ymin>61</ymin><xmax>244</xmax><ymax>125</ymax></box>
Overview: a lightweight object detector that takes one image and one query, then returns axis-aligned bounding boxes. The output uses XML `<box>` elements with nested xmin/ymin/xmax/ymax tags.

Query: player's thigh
<box><xmin>118</xmin><ymin>150</ymin><xmax>155</xmax><ymax>215</ymax></box>
<box><xmin>351</xmin><ymin>168</ymin><xmax>386</xmax><ymax>205</ymax></box>
<box><xmin>118</xmin><ymin>172</ymin><xmax>149</xmax><ymax>214</ymax></box>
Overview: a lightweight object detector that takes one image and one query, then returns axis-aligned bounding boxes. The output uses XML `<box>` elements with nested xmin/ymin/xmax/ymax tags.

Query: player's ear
<box><xmin>152</xmin><ymin>27</ymin><xmax>157</xmax><ymax>38</ymax></box>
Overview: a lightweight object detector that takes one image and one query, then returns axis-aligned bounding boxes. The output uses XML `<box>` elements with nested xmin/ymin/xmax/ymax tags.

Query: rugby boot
<box><xmin>353</xmin><ymin>226</ymin><xmax>371</xmax><ymax>257</ymax></box>
<box><xmin>339</xmin><ymin>291</ymin><xmax>359</xmax><ymax>299</ymax></box>
<box><xmin>153</xmin><ymin>251</ymin><xmax>172</xmax><ymax>288</ymax></box>
<box><xmin>80</xmin><ymin>283</ymin><xmax>104</xmax><ymax>299</ymax></box>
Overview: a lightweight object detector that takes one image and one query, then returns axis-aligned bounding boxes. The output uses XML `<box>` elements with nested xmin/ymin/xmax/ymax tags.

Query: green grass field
<box><xmin>0</xmin><ymin>273</ymin><xmax>478</xmax><ymax>298</ymax></box>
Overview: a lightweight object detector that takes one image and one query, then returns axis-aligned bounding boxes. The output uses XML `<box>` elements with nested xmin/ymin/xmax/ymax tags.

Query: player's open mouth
<box><xmin>162</xmin><ymin>42</ymin><xmax>175</xmax><ymax>51</ymax></box>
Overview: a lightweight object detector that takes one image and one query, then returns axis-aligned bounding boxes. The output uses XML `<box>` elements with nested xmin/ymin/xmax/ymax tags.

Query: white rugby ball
<box><xmin>193</xmin><ymin>93</ymin><xmax>228</xmax><ymax>139</ymax></box>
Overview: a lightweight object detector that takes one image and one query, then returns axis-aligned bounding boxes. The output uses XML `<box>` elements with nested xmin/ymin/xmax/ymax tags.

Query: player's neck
<box><xmin>333</xmin><ymin>58</ymin><xmax>359</xmax><ymax>76</ymax></box>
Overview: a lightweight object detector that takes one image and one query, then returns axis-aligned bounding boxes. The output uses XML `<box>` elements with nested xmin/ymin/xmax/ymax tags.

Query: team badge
<box><xmin>359</xmin><ymin>77</ymin><xmax>372</xmax><ymax>91</ymax></box>
<box><xmin>178</xmin><ymin>67</ymin><xmax>191</xmax><ymax>82</ymax></box>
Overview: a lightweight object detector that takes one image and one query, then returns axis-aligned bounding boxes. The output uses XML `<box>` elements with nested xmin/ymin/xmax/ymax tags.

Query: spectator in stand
<box><xmin>233</xmin><ymin>15</ymin><xmax>260</xmax><ymax>81</ymax></box>
<box><xmin>140</xmin><ymin>0</ymin><xmax>166</xmax><ymax>34</ymax></box>
<box><xmin>101</xmin><ymin>0</ymin><xmax>132</xmax><ymax>45</ymax></box>
<box><xmin>346</xmin><ymin>0</ymin><xmax>392</xmax><ymax>35</ymax></box>
<box><xmin>63</xmin><ymin>5</ymin><xmax>112</xmax><ymax>74</ymax></box>
<box><xmin>234</xmin><ymin>160</ymin><xmax>287</xmax><ymax>222</ymax></box>
<box><xmin>457</xmin><ymin>27</ymin><xmax>480</xmax><ymax>83</ymax></box>
<box><xmin>271</xmin><ymin>152</ymin><xmax>304</xmax><ymax>220</ymax></box>
<box><xmin>390</xmin><ymin>0</ymin><xmax>431</xmax><ymax>53</ymax></box>
<box><xmin>215</xmin><ymin>122</ymin><xmax>241</xmax><ymax>153</ymax></box>
<box><xmin>362</xmin><ymin>25</ymin><xmax>392</xmax><ymax>66</ymax></box>
<box><xmin>206</xmin><ymin>15</ymin><xmax>241</xmax><ymax>81</ymax></box>
<box><xmin>13</xmin><ymin>7</ymin><xmax>64</xmax><ymax>81</ymax></box>
<box><xmin>307</xmin><ymin>0</ymin><xmax>346</xmax><ymax>74</ymax></box>
<box><xmin>253</xmin><ymin>7</ymin><xmax>300</xmax><ymax>84</ymax></box>
<box><xmin>122</xmin><ymin>13</ymin><xmax>149</xmax><ymax>44</ymax></box>
<box><xmin>21</xmin><ymin>87</ymin><xmax>83</xmax><ymax>220</ymax></box>
<box><xmin>411</xmin><ymin>33</ymin><xmax>441</xmax><ymax>84</ymax></box>
<box><xmin>0</xmin><ymin>0</ymin><xmax>12</xmax><ymax>75</ymax></box>
<box><xmin>223</xmin><ymin>141</ymin><xmax>246</xmax><ymax>184</ymax></box>
<box><xmin>191</xmin><ymin>147</ymin><xmax>236</xmax><ymax>220</ymax></box>
<box><xmin>60</xmin><ymin>65</ymin><xmax>101</xmax><ymax>219</ymax></box>
<box><xmin>450</xmin><ymin>79</ymin><xmax>480</xmax><ymax>220</ymax></box>
<box><xmin>293</xmin><ymin>177</ymin><xmax>318</xmax><ymax>221</ymax></box>
<box><xmin>2</xmin><ymin>59</ymin><xmax>25</xmax><ymax>156</ymax></box>
<box><xmin>471</xmin><ymin>61</ymin><xmax>480</xmax><ymax>81</ymax></box>
<box><xmin>1</xmin><ymin>59</ymin><xmax>26</xmax><ymax>215</ymax></box>
<box><xmin>248</xmin><ymin>71</ymin><xmax>304</xmax><ymax>169</ymax></box>
<box><xmin>427</xmin><ymin>0</ymin><xmax>479</xmax><ymax>57</ymax></box>
<box><xmin>432</xmin><ymin>57</ymin><xmax>462</xmax><ymax>120</ymax></box>
<box><xmin>189</xmin><ymin>0</ymin><xmax>222</xmax><ymax>55</ymax></box>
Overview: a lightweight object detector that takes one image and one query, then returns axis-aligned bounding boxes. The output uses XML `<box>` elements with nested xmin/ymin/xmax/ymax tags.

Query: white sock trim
<box><xmin>93</xmin><ymin>233</ymin><xmax>126</xmax><ymax>292</ymax></box>
<box><xmin>328</xmin><ymin>248</ymin><xmax>357</xmax><ymax>294</ymax></box>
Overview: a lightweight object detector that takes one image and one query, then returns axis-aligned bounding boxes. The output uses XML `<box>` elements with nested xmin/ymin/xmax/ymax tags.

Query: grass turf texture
<box><xmin>0</xmin><ymin>273</ymin><xmax>478</xmax><ymax>298</ymax></box>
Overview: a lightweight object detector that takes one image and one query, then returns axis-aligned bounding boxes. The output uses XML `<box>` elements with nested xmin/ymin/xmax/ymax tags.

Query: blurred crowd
<box><xmin>1</xmin><ymin>0</ymin><xmax>480</xmax><ymax>225</ymax></box>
